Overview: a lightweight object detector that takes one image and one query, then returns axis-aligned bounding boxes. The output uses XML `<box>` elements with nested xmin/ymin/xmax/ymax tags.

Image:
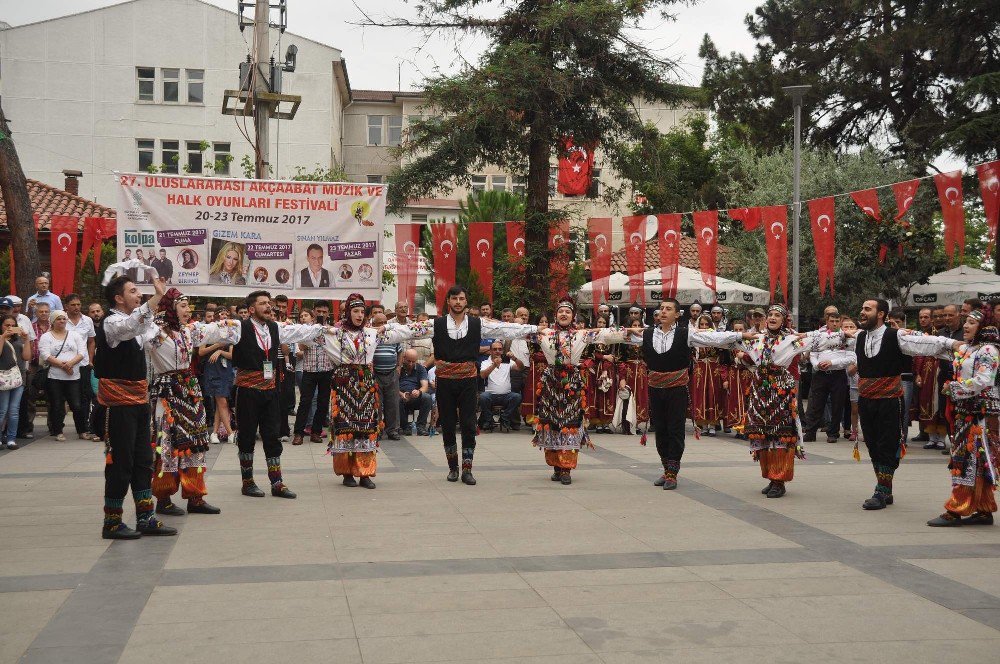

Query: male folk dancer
<box><xmin>637</xmin><ymin>300</ymin><xmax>744</xmax><ymax>490</ymax></box>
<box><xmin>148</xmin><ymin>289</ymin><xmax>240</xmax><ymax>517</ymax></box>
<box><xmin>319</xmin><ymin>293</ymin><xmax>431</xmax><ymax>488</ymax></box>
<box><xmin>97</xmin><ymin>275</ymin><xmax>176</xmax><ymax>539</ymax></box>
<box><xmin>431</xmin><ymin>285</ymin><xmax>535</xmax><ymax>485</ymax></box>
<box><xmin>233</xmin><ymin>291</ymin><xmax>323</xmax><ymax>499</ymax></box>
<box><xmin>614</xmin><ymin>306</ymin><xmax>649</xmax><ymax>435</ymax></box>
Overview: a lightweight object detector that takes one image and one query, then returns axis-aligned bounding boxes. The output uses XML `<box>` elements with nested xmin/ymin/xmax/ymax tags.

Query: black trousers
<box><xmin>804</xmin><ymin>370</ymin><xmax>848</xmax><ymax>437</ymax></box>
<box><xmin>104</xmin><ymin>403</ymin><xmax>153</xmax><ymax>500</ymax></box>
<box><xmin>46</xmin><ymin>378</ymin><xmax>82</xmax><ymax>435</ymax></box>
<box><xmin>649</xmin><ymin>386</ymin><xmax>687</xmax><ymax>466</ymax></box>
<box><xmin>199</xmin><ymin>374</ymin><xmax>215</xmax><ymax>429</ymax></box>
<box><xmin>18</xmin><ymin>363</ymin><xmax>39</xmax><ymax>436</ymax></box>
<box><xmin>236</xmin><ymin>386</ymin><xmax>283</xmax><ymax>458</ymax></box>
<box><xmin>858</xmin><ymin>396</ymin><xmax>903</xmax><ymax>470</ymax></box>
<box><xmin>436</xmin><ymin>377</ymin><xmax>478</xmax><ymax>453</ymax></box>
<box><xmin>294</xmin><ymin>370</ymin><xmax>331</xmax><ymax>434</ymax></box>
<box><xmin>278</xmin><ymin>369</ymin><xmax>294</xmax><ymax>437</ymax></box>
<box><xmin>77</xmin><ymin>366</ymin><xmax>94</xmax><ymax>436</ymax></box>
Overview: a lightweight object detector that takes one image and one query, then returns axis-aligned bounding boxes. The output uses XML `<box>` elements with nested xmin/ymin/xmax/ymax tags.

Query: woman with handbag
<box><xmin>38</xmin><ymin>310</ymin><xmax>86</xmax><ymax>441</ymax></box>
<box><xmin>0</xmin><ymin>315</ymin><xmax>30</xmax><ymax>449</ymax></box>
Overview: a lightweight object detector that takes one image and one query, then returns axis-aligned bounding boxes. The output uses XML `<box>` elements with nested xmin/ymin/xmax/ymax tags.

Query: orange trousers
<box><xmin>758</xmin><ymin>447</ymin><xmax>795</xmax><ymax>482</ymax></box>
<box><xmin>151</xmin><ymin>463</ymin><xmax>207</xmax><ymax>501</ymax></box>
<box><xmin>545</xmin><ymin>449</ymin><xmax>579</xmax><ymax>470</ymax></box>
<box><xmin>945</xmin><ymin>479</ymin><xmax>998</xmax><ymax>517</ymax></box>
<box><xmin>333</xmin><ymin>451</ymin><xmax>377</xmax><ymax>478</ymax></box>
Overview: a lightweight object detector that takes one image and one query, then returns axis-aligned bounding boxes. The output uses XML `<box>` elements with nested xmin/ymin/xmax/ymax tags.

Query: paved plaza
<box><xmin>3</xmin><ymin>421</ymin><xmax>1000</xmax><ymax>663</ymax></box>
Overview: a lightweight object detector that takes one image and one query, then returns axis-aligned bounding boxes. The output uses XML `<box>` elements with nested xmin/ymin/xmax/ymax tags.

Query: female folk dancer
<box><xmin>149</xmin><ymin>289</ymin><xmax>240</xmax><ymax>516</ymax></box>
<box><xmin>690</xmin><ymin>314</ymin><xmax>726</xmax><ymax>436</ymax></box>
<box><xmin>724</xmin><ymin>320</ymin><xmax>752</xmax><ymax>439</ymax></box>
<box><xmin>582</xmin><ymin>314</ymin><xmax>618</xmax><ymax>434</ymax></box>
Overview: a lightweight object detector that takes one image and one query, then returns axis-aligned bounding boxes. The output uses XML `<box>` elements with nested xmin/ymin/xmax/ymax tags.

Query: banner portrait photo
<box><xmin>113</xmin><ymin>173</ymin><xmax>386</xmax><ymax>300</ymax></box>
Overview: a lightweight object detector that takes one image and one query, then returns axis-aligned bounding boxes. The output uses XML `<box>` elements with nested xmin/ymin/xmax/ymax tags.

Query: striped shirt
<box><xmin>373</xmin><ymin>342</ymin><xmax>401</xmax><ymax>373</ymax></box>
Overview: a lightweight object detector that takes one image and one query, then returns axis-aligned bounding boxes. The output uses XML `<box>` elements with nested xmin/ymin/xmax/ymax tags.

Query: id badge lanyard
<box><xmin>255</xmin><ymin>323</ymin><xmax>274</xmax><ymax>380</ymax></box>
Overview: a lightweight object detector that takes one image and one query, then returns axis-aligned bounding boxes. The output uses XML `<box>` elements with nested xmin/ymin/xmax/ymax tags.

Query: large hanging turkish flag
<box><xmin>506</xmin><ymin>220</ymin><xmax>525</xmax><ymax>286</ymax></box>
<box><xmin>657</xmin><ymin>213</ymin><xmax>683</xmax><ymax>299</ymax></box>
<box><xmin>692</xmin><ymin>210</ymin><xmax>719</xmax><ymax>291</ymax></box>
<box><xmin>81</xmin><ymin>217</ymin><xmax>108</xmax><ymax>272</ymax></box>
<box><xmin>587</xmin><ymin>217</ymin><xmax>613</xmax><ymax>314</ymax></box>
<box><xmin>622</xmin><ymin>215</ymin><xmax>648</xmax><ymax>305</ymax></box>
<box><xmin>467</xmin><ymin>222</ymin><xmax>494</xmax><ymax>302</ymax></box>
<box><xmin>727</xmin><ymin>207</ymin><xmax>762</xmax><ymax>232</ymax></box>
<box><xmin>761</xmin><ymin>205</ymin><xmax>788</xmax><ymax>303</ymax></box>
<box><xmin>430</xmin><ymin>223</ymin><xmax>457</xmax><ymax>312</ymax></box>
<box><xmin>49</xmin><ymin>215</ymin><xmax>79</xmax><ymax>296</ymax></box>
<box><xmin>977</xmin><ymin>162</ymin><xmax>1000</xmax><ymax>258</ymax></box>
<box><xmin>549</xmin><ymin>219</ymin><xmax>570</xmax><ymax>298</ymax></box>
<box><xmin>557</xmin><ymin>137</ymin><xmax>595</xmax><ymax>196</ymax></box>
<box><xmin>934</xmin><ymin>170</ymin><xmax>966</xmax><ymax>265</ymax></box>
<box><xmin>808</xmin><ymin>197</ymin><xmax>836</xmax><ymax>296</ymax></box>
<box><xmin>394</xmin><ymin>223</ymin><xmax>421</xmax><ymax>311</ymax></box>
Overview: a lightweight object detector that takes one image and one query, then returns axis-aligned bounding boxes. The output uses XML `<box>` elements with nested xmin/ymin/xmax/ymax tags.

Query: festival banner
<box><xmin>657</xmin><ymin>213</ymin><xmax>683</xmax><ymax>299</ymax></box>
<box><xmin>113</xmin><ymin>173</ymin><xmax>385</xmax><ymax>300</ymax></box>
<box><xmin>430</xmin><ymin>223</ymin><xmax>457</xmax><ymax>313</ymax></box>
<box><xmin>549</xmin><ymin>219</ymin><xmax>571</xmax><ymax>298</ymax></box>
<box><xmin>49</xmin><ymin>215</ymin><xmax>79</xmax><ymax>296</ymax></box>
<box><xmin>468</xmin><ymin>222</ymin><xmax>494</xmax><ymax>302</ymax></box>
<box><xmin>808</xmin><ymin>197</ymin><xmax>836</xmax><ymax>296</ymax></box>
<box><xmin>622</xmin><ymin>215</ymin><xmax>648</xmax><ymax>305</ymax></box>
<box><xmin>761</xmin><ymin>205</ymin><xmax>789</xmax><ymax>303</ymax></box>
<box><xmin>934</xmin><ymin>170</ymin><xmax>966</xmax><ymax>265</ymax></box>
<box><xmin>394</xmin><ymin>223</ymin><xmax>422</xmax><ymax>311</ymax></box>
<box><xmin>977</xmin><ymin>162</ymin><xmax>1000</xmax><ymax>257</ymax></box>
<box><xmin>587</xmin><ymin>217</ymin><xmax>613</xmax><ymax>314</ymax></box>
<box><xmin>692</xmin><ymin>210</ymin><xmax>719</xmax><ymax>291</ymax></box>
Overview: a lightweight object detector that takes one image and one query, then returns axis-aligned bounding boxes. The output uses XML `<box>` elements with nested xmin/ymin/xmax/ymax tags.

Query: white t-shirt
<box><xmin>480</xmin><ymin>358</ymin><xmax>512</xmax><ymax>395</ymax></box>
<box><xmin>16</xmin><ymin>313</ymin><xmax>35</xmax><ymax>341</ymax></box>
<box><xmin>65</xmin><ymin>315</ymin><xmax>96</xmax><ymax>366</ymax></box>
<box><xmin>38</xmin><ymin>330</ymin><xmax>86</xmax><ymax>380</ymax></box>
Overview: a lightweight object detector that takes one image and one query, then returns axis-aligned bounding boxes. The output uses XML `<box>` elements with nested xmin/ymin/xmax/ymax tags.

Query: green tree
<box><xmin>363</xmin><ymin>0</ymin><xmax>695</xmax><ymax>305</ymax></box>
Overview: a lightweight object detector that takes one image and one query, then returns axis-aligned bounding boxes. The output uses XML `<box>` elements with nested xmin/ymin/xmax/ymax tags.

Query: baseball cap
<box><xmin>750</xmin><ymin>308</ymin><xmax>765</xmax><ymax>316</ymax></box>
<box><xmin>7</xmin><ymin>295</ymin><xmax>22</xmax><ymax>306</ymax></box>
<box><xmin>0</xmin><ymin>298</ymin><xmax>12</xmax><ymax>309</ymax></box>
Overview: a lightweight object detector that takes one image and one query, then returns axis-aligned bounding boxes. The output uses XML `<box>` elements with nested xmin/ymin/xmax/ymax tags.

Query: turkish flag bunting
<box><xmin>891</xmin><ymin>180</ymin><xmax>920</xmax><ymax>222</ymax></box>
<box><xmin>850</xmin><ymin>188</ymin><xmax>882</xmax><ymax>222</ymax></box>
<box><xmin>657</xmin><ymin>214</ymin><xmax>683</xmax><ymax>299</ymax></box>
<box><xmin>430</xmin><ymin>223</ymin><xmax>458</xmax><ymax>312</ymax></box>
<box><xmin>808</xmin><ymin>197</ymin><xmax>836</xmax><ymax>296</ymax></box>
<box><xmin>81</xmin><ymin>217</ymin><xmax>108</xmax><ymax>272</ymax></box>
<box><xmin>506</xmin><ymin>221</ymin><xmax>526</xmax><ymax>286</ymax></box>
<box><xmin>727</xmin><ymin>207</ymin><xmax>762</xmax><ymax>232</ymax></box>
<box><xmin>977</xmin><ymin>162</ymin><xmax>1000</xmax><ymax>257</ymax></box>
<box><xmin>622</xmin><ymin>215</ymin><xmax>648</xmax><ymax>305</ymax></box>
<box><xmin>557</xmin><ymin>137</ymin><xmax>595</xmax><ymax>196</ymax></box>
<box><xmin>692</xmin><ymin>210</ymin><xmax>719</xmax><ymax>291</ymax></box>
<box><xmin>934</xmin><ymin>170</ymin><xmax>966</xmax><ymax>265</ymax></box>
<box><xmin>394</xmin><ymin>223</ymin><xmax>422</xmax><ymax>311</ymax></box>
<box><xmin>549</xmin><ymin>219</ymin><xmax>571</xmax><ymax>299</ymax></box>
<box><xmin>761</xmin><ymin>205</ymin><xmax>789</xmax><ymax>303</ymax></box>
<box><xmin>467</xmin><ymin>223</ymin><xmax>494</xmax><ymax>302</ymax></box>
<box><xmin>587</xmin><ymin>217</ymin><xmax>613</xmax><ymax>314</ymax></box>
<box><xmin>49</xmin><ymin>215</ymin><xmax>79</xmax><ymax>296</ymax></box>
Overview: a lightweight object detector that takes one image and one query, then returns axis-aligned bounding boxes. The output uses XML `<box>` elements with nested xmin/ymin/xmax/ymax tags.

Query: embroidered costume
<box><xmin>690</xmin><ymin>345</ymin><xmax>726</xmax><ymax>431</ymax></box>
<box><xmin>582</xmin><ymin>340</ymin><xmax>618</xmax><ymax>431</ymax></box>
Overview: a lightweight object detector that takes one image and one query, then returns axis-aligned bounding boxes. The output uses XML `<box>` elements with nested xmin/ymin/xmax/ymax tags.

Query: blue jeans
<box><xmin>0</xmin><ymin>384</ymin><xmax>25</xmax><ymax>443</ymax></box>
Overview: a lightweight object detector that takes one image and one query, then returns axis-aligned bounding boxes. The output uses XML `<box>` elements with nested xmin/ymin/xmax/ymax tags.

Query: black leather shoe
<box><xmin>923</xmin><ymin>441</ymin><xmax>938</xmax><ymax>449</ymax></box>
<box><xmin>271</xmin><ymin>485</ymin><xmax>297</xmax><ymax>499</ymax></box>
<box><xmin>911</xmin><ymin>432</ymin><xmax>930</xmax><ymax>442</ymax></box>
<box><xmin>662</xmin><ymin>478</ymin><xmax>677</xmax><ymax>490</ymax></box>
<box><xmin>766</xmin><ymin>483</ymin><xmax>786</xmax><ymax>498</ymax></box>
<box><xmin>342</xmin><ymin>475</ymin><xmax>358</xmax><ymax>487</ymax></box>
<box><xmin>156</xmin><ymin>501</ymin><xmax>186</xmax><ymax>517</ymax></box>
<box><xmin>102</xmin><ymin>524</ymin><xmax>141</xmax><ymax>540</ymax></box>
<box><xmin>359</xmin><ymin>476</ymin><xmax>376</xmax><ymax>489</ymax></box>
<box><xmin>761</xmin><ymin>481</ymin><xmax>774</xmax><ymax>495</ymax></box>
<box><xmin>461</xmin><ymin>470</ymin><xmax>477</xmax><ymax>485</ymax></box>
<box><xmin>962</xmin><ymin>512</ymin><xmax>994</xmax><ymax>526</ymax></box>
<box><xmin>241</xmin><ymin>484</ymin><xmax>265</xmax><ymax>498</ymax></box>
<box><xmin>387</xmin><ymin>432</ymin><xmax>401</xmax><ymax>440</ymax></box>
<box><xmin>187</xmin><ymin>501</ymin><xmax>221</xmax><ymax>514</ymax></box>
<box><xmin>559</xmin><ymin>472</ymin><xmax>571</xmax><ymax>485</ymax></box>
<box><xmin>862</xmin><ymin>493</ymin><xmax>891</xmax><ymax>510</ymax></box>
<box><xmin>447</xmin><ymin>468</ymin><xmax>459</xmax><ymax>482</ymax></box>
<box><xmin>137</xmin><ymin>519</ymin><xmax>178</xmax><ymax>536</ymax></box>
<box><xmin>927</xmin><ymin>513</ymin><xmax>962</xmax><ymax>527</ymax></box>
<box><xmin>551</xmin><ymin>471</ymin><xmax>561</xmax><ymax>482</ymax></box>
<box><xmin>654</xmin><ymin>475</ymin><xmax>667</xmax><ymax>487</ymax></box>
<box><xmin>801</xmin><ymin>433</ymin><xmax>816</xmax><ymax>443</ymax></box>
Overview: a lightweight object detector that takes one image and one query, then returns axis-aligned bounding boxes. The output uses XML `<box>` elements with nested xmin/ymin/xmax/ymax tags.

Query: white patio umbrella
<box><xmin>577</xmin><ymin>265</ymin><xmax>771</xmax><ymax>307</ymax></box>
<box><xmin>906</xmin><ymin>265</ymin><xmax>1000</xmax><ymax>306</ymax></box>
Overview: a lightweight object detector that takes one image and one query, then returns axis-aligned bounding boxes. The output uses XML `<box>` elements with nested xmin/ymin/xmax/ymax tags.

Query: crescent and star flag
<box><xmin>761</xmin><ymin>205</ymin><xmax>789</xmax><ymax>303</ymax></box>
<box><xmin>557</xmin><ymin>137</ymin><xmax>595</xmax><ymax>196</ymax></box>
<box><xmin>468</xmin><ymin>223</ymin><xmax>494</xmax><ymax>302</ymax></box>
<box><xmin>657</xmin><ymin>214</ymin><xmax>683</xmax><ymax>299</ymax></box>
<box><xmin>430</xmin><ymin>223</ymin><xmax>457</xmax><ymax>313</ymax></box>
<box><xmin>506</xmin><ymin>221</ymin><xmax>526</xmax><ymax>287</ymax></box>
<box><xmin>692</xmin><ymin>210</ymin><xmax>719</xmax><ymax>291</ymax></box>
<box><xmin>549</xmin><ymin>219</ymin><xmax>571</xmax><ymax>300</ymax></box>
<box><xmin>727</xmin><ymin>207</ymin><xmax>762</xmax><ymax>232</ymax></box>
<box><xmin>81</xmin><ymin>217</ymin><xmax>110</xmax><ymax>272</ymax></box>
<box><xmin>808</xmin><ymin>197</ymin><xmax>836</xmax><ymax>296</ymax></box>
<box><xmin>622</xmin><ymin>215</ymin><xmax>649</xmax><ymax>305</ymax></box>
<box><xmin>394</xmin><ymin>223</ymin><xmax>422</xmax><ymax>311</ymax></box>
<box><xmin>850</xmin><ymin>188</ymin><xmax>891</xmax><ymax>262</ymax></box>
<box><xmin>587</xmin><ymin>217</ymin><xmax>613</xmax><ymax>314</ymax></box>
<box><xmin>977</xmin><ymin>162</ymin><xmax>1000</xmax><ymax>258</ymax></box>
<box><xmin>934</xmin><ymin>170</ymin><xmax>966</xmax><ymax>265</ymax></box>
<box><xmin>49</xmin><ymin>215</ymin><xmax>79</xmax><ymax>296</ymax></box>
<box><xmin>891</xmin><ymin>180</ymin><xmax>920</xmax><ymax>221</ymax></box>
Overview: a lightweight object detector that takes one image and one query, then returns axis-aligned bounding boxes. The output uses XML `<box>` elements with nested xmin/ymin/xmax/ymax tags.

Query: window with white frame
<box><xmin>162</xmin><ymin>68</ymin><xmax>179</xmax><ymax>103</ymax></box>
<box><xmin>587</xmin><ymin>168</ymin><xmax>602</xmax><ymax>198</ymax></box>
<box><xmin>512</xmin><ymin>176</ymin><xmax>526</xmax><ymax>196</ymax></box>
<box><xmin>387</xmin><ymin>116</ymin><xmax>403</xmax><ymax>146</ymax></box>
<box><xmin>186</xmin><ymin>141</ymin><xmax>203</xmax><ymax>174</ymax></box>
<box><xmin>213</xmin><ymin>142</ymin><xmax>231</xmax><ymax>175</ymax></box>
<box><xmin>548</xmin><ymin>167</ymin><xmax>558</xmax><ymax>197</ymax></box>
<box><xmin>161</xmin><ymin>140</ymin><xmax>179</xmax><ymax>173</ymax></box>
<box><xmin>137</xmin><ymin>67</ymin><xmax>155</xmax><ymax>102</ymax></box>
<box><xmin>471</xmin><ymin>175</ymin><xmax>487</xmax><ymax>193</ymax></box>
<box><xmin>187</xmin><ymin>69</ymin><xmax>204</xmax><ymax>104</ymax></box>
<box><xmin>367</xmin><ymin>115</ymin><xmax>384</xmax><ymax>145</ymax></box>
<box><xmin>137</xmin><ymin>139</ymin><xmax>155</xmax><ymax>172</ymax></box>
<box><xmin>491</xmin><ymin>175</ymin><xmax>508</xmax><ymax>192</ymax></box>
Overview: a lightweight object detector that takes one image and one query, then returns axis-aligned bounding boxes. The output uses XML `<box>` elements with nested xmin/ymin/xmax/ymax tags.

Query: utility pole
<box><xmin>782</xmin><ymin>84</ymin><xmax>810</xmax><ymax>329</ymax></box>
<box><xmin>253</xmin><ymin>0</ymin><xmax>271</xmax><ymax>180</ymax></box>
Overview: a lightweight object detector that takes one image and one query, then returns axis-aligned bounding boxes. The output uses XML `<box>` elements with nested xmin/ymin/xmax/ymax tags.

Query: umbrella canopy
<box><xmin>578</xmin><ymin>265</ymin><xmax>770</xmax><ymax>306</ymax></box>
<box><xmin>906</xmin><ymin>265</ymin><xmax>1000</xmax><ymax>306</ymax></box>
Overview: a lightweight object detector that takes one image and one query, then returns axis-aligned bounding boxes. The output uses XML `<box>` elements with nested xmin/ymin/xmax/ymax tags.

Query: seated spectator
<box><xmin>478</xmin><ymin>341</ymin><xmax>523</xmax><ymax>431</ymax></box>
<box><xmin>398</xmin><ymin>349</ymin><xmax>432</xmax><ymax>435</ymax></box>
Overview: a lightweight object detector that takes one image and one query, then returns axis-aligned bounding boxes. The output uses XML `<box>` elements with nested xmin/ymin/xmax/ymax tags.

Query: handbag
<box><xmin>0</xmin><ymin>341</ymin><xmax>23</xmax><ymax>391</ymax></box>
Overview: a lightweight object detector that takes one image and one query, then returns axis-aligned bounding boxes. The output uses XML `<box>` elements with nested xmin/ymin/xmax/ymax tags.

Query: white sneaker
<box><xmin>5</xmin><ymin>440</ymin><xmax>17</xmax><ymax>449</ymax></box>
<box><xmin>55</xmin><ymin>433</ymin><xmax>66</xmax><ymax>442</ymax></box>
<box><xmin>280</xmin><ymin>435</ymin><xmax>290</xmax><ymax>443</ymax></box>
<box><xmin>210</xmin><ymin>432</ymin><xmax>220</xmax><ymax>444</ymax></box>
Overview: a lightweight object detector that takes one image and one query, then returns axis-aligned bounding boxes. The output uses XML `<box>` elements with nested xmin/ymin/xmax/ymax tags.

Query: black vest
<box><xmin>856</xmin><ymin>326</ymin><xmax>904</xmax><ymax>378</ymax></box>
<box><xmin>232</xmin><ymin>318</ymin><xmax>280</xmax><ymax>371</ymax></box>
<box><xmin>432</xmin><ymin>315</ymin><xmax>481</xmax><ymax>363</ymax></box>
<box><xmin>94</xmin><ymin>313</ymin><xmax>147</xmax><ymax>380</ymax></box>
<box><xmin>642</xmin><ymin>325</ymin><xmax>690</xmax><ymax>372</ymax></box>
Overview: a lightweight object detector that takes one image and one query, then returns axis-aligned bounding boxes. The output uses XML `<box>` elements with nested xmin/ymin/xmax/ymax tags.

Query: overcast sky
<box><xmin>2</xmin><ymin>0</ymin><xmax>758</xmax><ymax>90</ymax></box>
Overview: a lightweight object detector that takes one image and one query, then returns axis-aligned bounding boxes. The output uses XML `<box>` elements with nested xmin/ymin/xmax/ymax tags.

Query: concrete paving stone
<box><xmin>150</xmin><ymin>579</ymin><xmax>346</xmax><ymax>603</ymax></box>
<box><xmin>138</xmin><ymin>595</ymin><xmax>350</xmax><ymax>624</ymax></box>
<box><xmin>354</xmin><ymin>606</ymin><xmax>566</xmax><ymax>638</ymax></box>
<box><xmin>520</xmin><ymin>567</ymin><xmax>701</xmax><ymax>588</ymax></box>
<box><xmin>332</xmin><ymin>530</ymin><xmax>492</xmax><ymax>552</ymax></box>
<box><xmin>16</xmin><ymin>643</ymin><xmax>123</xmax><ymax>664</ymax></box>
<box><xmin>118</xmin><ymin>638</ymin><xmax>363</xmax><ymax>664</ymax></box>
<box><xmin>129</xmin><ymin>615</ymin><xmax>355</xmax><ymax>646</ymax></box>
<box><xmin>348</xmin><ymin>588</ymin><xmax>549</xmax><ymax>615</ymax></box>
<box><xmin>358</xmin><ymin>627</ymin><xmax>593</xmax><ymax>663</ymax></box>
<box><xmin>0</xmin><ymin>590</ymin><xmax>71</xmax><ymax>638</ymax></box>
<box><xmin>335</xmin><ymin>542</ymin><xmax>500</xmax><ymax>563</ymax></box>
<box><xmin>343</xmin><ymin>572</ymin><xmax>529</xmax><ymax>595</ymax></box>
<box><xmin>569</xmin><ymin>617</ymin><xmax>805</xmax><ymax>652</ymax></box>
<box><xmin>164</xmin><ymin>528</ymin><xmax>336</xmax><ymax>569</ymax></box>
<box><xmin>685</xmin><ymin>561</ymin><xmax>861</xmax><ymax>581</ymax></box>
<box><xmin>0</xmin><ymin>546</ymin><xmax>107</xmax><ymax>576</ymax></box>
<box><xmin>0</xmin><ymin>630</ymin><xmax>37</xmax><ymax>664</ymax></box>
<box><xmin>711</xmin><ymin>573</ymin><xmax>906</xmax><ymax>598</ymax></box>
<box><xmin>904</xmin><ymin>557</ymin><xmax>1000</xmax><ymax>599</ymax></box>
<box><xmin>536</xmin><ymin>581</ymin><xmax>731</xmax><ymax>608</ymax></box>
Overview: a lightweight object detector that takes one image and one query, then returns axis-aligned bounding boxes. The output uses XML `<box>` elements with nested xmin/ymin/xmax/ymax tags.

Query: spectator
<box><xmin>888</xmin><ymin>308</ymin><xmax>915</xmax><ymax>437</ymax></box>
<box><xmin>38</xmin><ymin>310</ymin><xmax>86</xmax><ymax>441</ymax></box>
<box><xmin>398</xmin><ymin>349</ymin><xmax>432</xmax><ymax>435</ymax></box>
<box><xmin>478</xmin><ymin>340</ymin><xmax>524</xmax><ymax>431</ymax></box>
<box><xmin>500</xmin><ymin>308</ymin><xmax>514</xmax><ymax>323</ymax></box>
<box><xmin>0</xmin><ymin>314</ymin><xmax>30</xmax><ymax>449</ymax></box>
<box><xmin>292</xmin><ymin>309</ymin><xmax>333</xmax><ymax>445</ymax></box>
<box><xmin>237</xmin><ymin>304</ymin><xmax>249</xmax><ymax>320</ymax></box>
<box><xmin>201</xmin><ymin>306</ymin><xmax>235</xmax><ymax>443</ymax></box>
<box><xmin>7</xmin><ymin>296</ymin><xmax>35</xmax><ymax>341</ymax></box>
<box><xmin>86</xmin><ymin>301</ymin><xmax>106</xmax><ymax>440</ymax></box>
<box><xmin>26</xmin><ymin>275</ymin><xmax>62</xmax><ymax>320</ymax></box>
<box><xmin>371</xmin><ymin>309</ymin><xmax>402</xmax><ymax>440</ymax></box>
<box><xmin>392</xmin><ymin>301</ymin><xmax>410</xmax><ymax>325</ymax></box>
<box><xmin>63</xmin><ymin>293</ymin><xmax>98</xmax><ymax>441</ymax></box>
<box><xmin>18</xmin><ymin>302</ymin><xmax>52</xmax><ymax>439</ymax></box>
<box><xmin>802</xmin><ymin>311</ymin><xmax>853</xmax><ymax>444</ymax></box>
<box><xmin>87</xmin><ymin>302</ymin><xmax>104</xmax><ymax>321</ymax></box>
<box><xmin>368</xmin><ymin>303</ymin><xmax>385</xmax><ymax>325</ymax></box>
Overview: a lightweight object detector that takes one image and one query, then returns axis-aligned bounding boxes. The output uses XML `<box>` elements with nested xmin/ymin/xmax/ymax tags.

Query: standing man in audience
<box><xmin>64</xmin><ymin>293</ymin><xmax>98</xmax><ymax>441</ymax></box>
<box><xmin>372</xmin><ymin>306</ymin><xmax>403</xmax><ymax>440</ymax></box>
<box><xmin>26</xmin><ymin>275</ymin><xmax>62</xmax><ymax>320</ymax></box>
<box><xmin>803</xmin><ymin>309</ymin><xmax>851</xmax><ymax>444</ymax></box>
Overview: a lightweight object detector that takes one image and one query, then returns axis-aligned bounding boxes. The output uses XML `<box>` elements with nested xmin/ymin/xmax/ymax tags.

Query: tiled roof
<box><xmin>0</xmin><ymin>179</ymin><xmax>115</xmax><ymax>232</ymax></box>
<box><xmin>351</xmin><ymin>89</ymin><xmax>423</xmax><ymax>103</ymax></box>
<box><xmin>606</xmin><ymin>235</ymin><xmax>737</xmax><ymax>275</ymax></box>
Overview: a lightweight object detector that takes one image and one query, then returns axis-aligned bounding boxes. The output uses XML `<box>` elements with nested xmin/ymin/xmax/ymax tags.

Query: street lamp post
<box><xmin>782</xmin><ymin>84</ymin><xmax>811</xmax><ymax>330</ymax></box>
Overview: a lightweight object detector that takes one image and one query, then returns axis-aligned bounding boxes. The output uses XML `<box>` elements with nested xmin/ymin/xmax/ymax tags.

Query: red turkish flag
<box><xmin>727</xmin><ymin>207</ymin><xmax>762</xmax><ymax>232</ymax></box>
<box><xmin>622</xmin><ymin>215</ymin><xmax>649</xmax><ymax>305</ymax></box>
<box><xmin>934</xmin><ymin>170</ymin><xmax>966</xmax><ymax>265</ymax></box>
<box><xmin>977</xmin><ymin>162</ymin><xmax>1000</xmax><ymax>257</ymax></box>
<box><xmin>395</xmin><ymin>223</ymin><xmax>421</xmax><ymax>311</ymax></box>
<box><xmin>549</xmin><ymin>219</ymin><xmax>571</xmax><ymax>300</ymax></box>
<box><xmin>506</xmin><ymin>221</ymin><xmax>526</xmax><ymax>287</ymax></box>
<box><xmin>761</xmin><ymin>206</ymin><xmax>789</xmax><ymax>303</ymax></box>
<box><xmin>692</xmin><ymin>210</ymin><xmax>719</xmax><ymax>291</ymax></box>
<box><xmin>557</xmin><ymin>137</ymin><xmax>595</xmax><ymax>196</ymax></box>
<box><xmin>891</xmin><ymin>180</ymin><xmax>920</xmax><ymax>222</ymax></box>
<box><xmin>49</xmin><ymin>215</ymin><xmax>79</xmax><ymax>296</ymax></box>
<box><xmin>430</xmin><ymin>223</ymin><xmax>458</xmax><ymax>312</ymax></box>
<box><xmin>656</xmin><ymin>214</ymin><xmax>683</xmax><ymax>300</ymax></box>
<box><xmin>808</xmin><ymin>197</ymin><xmax>836</xmax><ymax>296</ymax></box>
<box><xmin>587</xmin><ymin>217</ymin><xmax>613</xmax><ymax>314</ymax></box>
<box><xmin>850</xmin><ymin>188</ymin><xmax>882</xmax><ymax>222</ymax></box>
<box><xmin>467</xmin><ymin>223</ymin><xmax>494</xmax><ymax>302</ymax></box>
<box><xmin>81</xmin><ymin>217</ymin><xmax>108</xmax><ymax>272</ymax></box>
